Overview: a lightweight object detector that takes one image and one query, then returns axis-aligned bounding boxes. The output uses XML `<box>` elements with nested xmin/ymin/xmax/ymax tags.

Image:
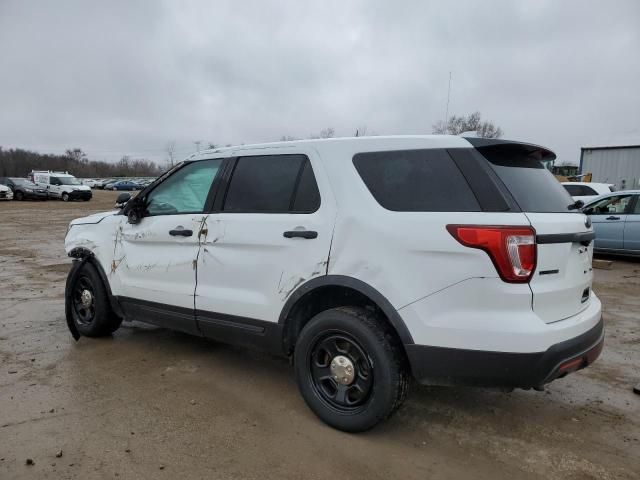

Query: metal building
<box><xmin>580</xmin><ymin>144</ymin><xmax>640</xmax><ymax>190</ymax></box>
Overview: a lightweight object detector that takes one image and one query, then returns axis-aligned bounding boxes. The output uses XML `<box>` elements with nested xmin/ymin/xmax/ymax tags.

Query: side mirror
<box><xmin>123</xmin><ymin>195</ymin><xmax>146</xmax><ymax>225</ymax></box>
<box><xmin>115</xmin><ymin>192</ymin><xmax>131</xmax><ymax>209</ymax></box>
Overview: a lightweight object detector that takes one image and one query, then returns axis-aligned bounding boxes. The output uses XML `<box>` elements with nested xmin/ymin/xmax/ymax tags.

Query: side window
<box><xmin>223</xmin><ymin>154</ymin><xmax>320</xmax><ymax>213</ymax></box>
<box><xmin>584</xmin><ymin>195</ymin><xmax>633</xmax><ymax>215</ymax></box>
<box><xmin>146</xmin><ymin>159</ymin><xmax>222</xmax><ymax>216</ymax></box>
<box><xmin>353</xmin><ymin>149</ymin><xmax>480</xmax><ymax>212</ymax></box>
<box><xmin>292</xmin><ymin>160</ymin><xmax>321</xmax><ymax>212</ymax></box>
<box><xmin>581</xmin><ymin>185</ymin><xmax>597</xmax><ymax>196</ymax></box>
<box><xmin>633</xmin><ymin>196</ymin><xmax>640</xmax><ymax>214</ymax></box>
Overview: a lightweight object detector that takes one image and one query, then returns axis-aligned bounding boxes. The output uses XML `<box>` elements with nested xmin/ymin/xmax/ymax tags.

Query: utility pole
<box><xmin>194</xmin><ymin>141</ymin><xmax>201</xmax><ymax>153</ymax></box>
<box><xmin>444</xmin><ymin>71</ymin><xmax>452</xmax><ymax>130</ymax></box>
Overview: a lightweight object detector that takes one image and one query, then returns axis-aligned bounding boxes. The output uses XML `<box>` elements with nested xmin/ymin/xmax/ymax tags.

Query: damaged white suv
<box><xmin>65</xmin><ymin>136</ymin><xmax>603</xmax><ymax>432</ymax></box>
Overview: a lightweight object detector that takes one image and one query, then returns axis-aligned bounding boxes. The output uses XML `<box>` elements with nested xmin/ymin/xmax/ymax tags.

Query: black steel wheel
<box><xmin>309</xmin><ymin>332</ymin><xmax>373</xmax><ymax>413</ymax></box>
<box><xmin>65</xmin><ymin>262</ymin><xmax>122</xmax><ymax>337</ymax></box>
<box><xmin>294</xmin><ymin>307</ymin><xmax>409</xmax><ymax>432</ymax></box>
<box><xmin>71</xmin><ymin>275</ymin><xmax>96</xmax><ymax>325</ymax></box>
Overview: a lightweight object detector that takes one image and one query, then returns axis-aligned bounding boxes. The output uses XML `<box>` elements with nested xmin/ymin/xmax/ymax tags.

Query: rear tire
<box><xmin>15</xmin><ymin>191</ymin><xmax>24</xmax><ymax>201</ymax></box>
<box><xmin>67</xmin><ymin>262</ymin><xmax>122</xmax><ymax>337</ymax></box>
<box><xmin>294</xmin><ymin>307</ymin><xmax>409</xmax><ymax>432</ymax></box>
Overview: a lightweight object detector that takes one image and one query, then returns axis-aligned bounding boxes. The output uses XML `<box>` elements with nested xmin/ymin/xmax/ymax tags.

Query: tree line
<box><xmin>0</xmin><ymin>147</ymin><xmax>164</xmax><ymax>178</ymax></box>
<box><xmin>1</xmin><ymin>112</ymin><xmax>502</xmax><ymax>178</ymax></box>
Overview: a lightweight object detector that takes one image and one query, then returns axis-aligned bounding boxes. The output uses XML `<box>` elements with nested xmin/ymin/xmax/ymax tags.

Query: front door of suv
<box><xmin>195</xmin><ymin>150</ymin><xmax>335</xmax><ymax>345</ymax></box>
<box><xmin>113</xmin><ymin>159</ymin><xmax>224</xmax><ymax>335</ymax></box>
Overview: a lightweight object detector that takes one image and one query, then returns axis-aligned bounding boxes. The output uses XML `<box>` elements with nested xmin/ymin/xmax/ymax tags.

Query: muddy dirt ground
<box><xmin>1</xmin><ymin>190</ymin><xmax>639</xmax><ymax>479</ymax></box>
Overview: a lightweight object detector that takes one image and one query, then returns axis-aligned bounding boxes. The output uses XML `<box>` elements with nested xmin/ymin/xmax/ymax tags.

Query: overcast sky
<box><xmin>1</xmin><ymin>0</ymin><xmax>639</xmax><ymax>165</ymax></box>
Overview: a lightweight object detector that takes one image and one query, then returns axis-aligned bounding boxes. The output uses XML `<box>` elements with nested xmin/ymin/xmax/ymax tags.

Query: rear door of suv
<box><xmin>469</xmin><ymin>139</ymin><xmax>595</xmax><ymax>323</ymax></box>
<box><xmin>194</xmin><ymin>148</ymin><xmax>336</xmax><ymax>345</ymax></box>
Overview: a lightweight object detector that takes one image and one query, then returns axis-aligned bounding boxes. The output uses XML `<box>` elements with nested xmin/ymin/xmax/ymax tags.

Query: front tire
<box><xmin>67</xmin><ymin>262</ymin><xmax>122</xmax><ymax>337</ymax></box>
<box><xmin>62</xmin><ymin>192</ymin><xmax>69</xmax><ymax>202</ymax></box>
<box><xmin>294</xmin><ymin>307</ymin><xmax>409</xmax><ymax>432</ymax></box>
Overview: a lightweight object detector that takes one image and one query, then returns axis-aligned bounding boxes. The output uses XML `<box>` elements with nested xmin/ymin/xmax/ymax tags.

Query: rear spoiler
<box><xmin>464</xmin><ymin>137</ymin><xmax>557</xmax><ymax>163</ymax></box>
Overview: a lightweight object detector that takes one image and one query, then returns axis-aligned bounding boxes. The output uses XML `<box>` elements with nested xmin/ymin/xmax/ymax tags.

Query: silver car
<box><xmin>583</xmin><ymin>190</ymin><xmax>640</xmax><ymax>256</ymax></box>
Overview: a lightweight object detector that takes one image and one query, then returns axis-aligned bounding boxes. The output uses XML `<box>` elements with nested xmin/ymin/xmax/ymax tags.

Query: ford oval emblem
<box><xmin>584</xmin><ymin>216</ymin><xmax>592</xmax><ymax>228</ymax></box>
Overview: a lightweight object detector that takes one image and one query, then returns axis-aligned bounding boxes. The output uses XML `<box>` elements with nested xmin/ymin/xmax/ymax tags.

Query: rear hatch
<box><xmin>470</xmin><ymin>139</ymin><xmax>594</xmax><ymax>323</ymax></box>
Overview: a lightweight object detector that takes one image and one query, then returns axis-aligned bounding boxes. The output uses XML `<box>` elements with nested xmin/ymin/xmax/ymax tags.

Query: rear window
<box><xmin>476</xmin><ymin>146</ymin><xmax>574</xmax><ymax>213</ymax></box>
<box><xmin>353</xmin><ymin>149</ymin><xmax>480</xmax><ymax>212</ymax></box>
<box><xmin>563</xmin><ymin>184</ymin><xmax>597</xmax><ymax>196</ymax></box>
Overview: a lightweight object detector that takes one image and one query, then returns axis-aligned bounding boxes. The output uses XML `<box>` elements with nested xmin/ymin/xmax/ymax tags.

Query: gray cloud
<box><xmin>1</xmin><ymin>0</ymin><xmax>638</xmax><ymax>165</ymax></box>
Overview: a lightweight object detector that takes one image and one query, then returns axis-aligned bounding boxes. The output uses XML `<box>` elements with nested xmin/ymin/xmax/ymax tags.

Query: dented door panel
<box><xmin>195</xmin><ymin>147</ymin><xmax>336</xmax><ymax>325</ymax></box>
<box><xmin>111</xmin><ymin>214</ymin><xmax>207</xmax><ymax>332</ymax></box>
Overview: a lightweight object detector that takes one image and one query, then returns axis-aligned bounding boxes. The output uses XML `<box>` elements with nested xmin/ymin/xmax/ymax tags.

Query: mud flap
<box><xmin>64</xmin><ymin>258</ymin><xmax>89</xmax><ymax>341</ymax></box>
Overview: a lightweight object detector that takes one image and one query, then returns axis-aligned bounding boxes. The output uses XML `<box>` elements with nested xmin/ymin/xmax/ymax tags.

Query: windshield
<box><xmin>53</xmin><ymin>176</ymin><xmax>81</xmax><ymax>185</ymax></box>
<box><xmin>10</xmin><ymin>178</ymin><xmax>36</xmax><ymax>186</ymax></box>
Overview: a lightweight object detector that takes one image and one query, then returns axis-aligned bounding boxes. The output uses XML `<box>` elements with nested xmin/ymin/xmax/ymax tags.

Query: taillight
<box><xmin>446</xmin><ymin>225</ymin><xmax>537</xmax><ymax>283</ymax></box>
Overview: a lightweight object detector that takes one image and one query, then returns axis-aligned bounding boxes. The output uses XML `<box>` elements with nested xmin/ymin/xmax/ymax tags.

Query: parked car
<box><xmin>100</xmin><ymin>179</ymin><xmax>121</xmax><ymax>190</ymax></box>
<box><xmin>0</xmin><ymin>177</ymin><xmax>48</xmax><ymax>200</ymax></box>
<box><xmin>0</xmin><ymin>183</ymin><xmax>13</xmax><ymax>200</ymax></box>
<box><xmin>105</xmin><ymin>180</ymin><xmax>139</xmax><ymax>191</ymax></box>
<box><xmin>64</xmin><ymin>136</ymin><xmax>603</xmax><ymax>432</ymax></box>
<box><xmin>94</xmin><ymin>178</ymin><xmax>116</xmax><ymax>189</ymax></box>
<box><xmin>583</xmin><ymin>190</ymin><xmax>640</xmax><ymax>256</ymax></box>
<box><xmin>81</xmin><ymin>178</ymin><xmax>100</xmax><ymax>188</ymax></box>
<box><xmin>31</xmin><ymin>170</ymin><xmax>92</xmax><ymax>201</ymax></box>
<box><xmin>562</xmin><ymin>182</ymin><xmax>614</xmax><ymax>203</ymax></box>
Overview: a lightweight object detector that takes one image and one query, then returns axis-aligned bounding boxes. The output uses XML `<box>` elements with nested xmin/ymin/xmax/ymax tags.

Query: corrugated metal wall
<box><xmin>581</xmin><ymin>147</ymin><xmax>640</xmax><ymax>190</ymax></box>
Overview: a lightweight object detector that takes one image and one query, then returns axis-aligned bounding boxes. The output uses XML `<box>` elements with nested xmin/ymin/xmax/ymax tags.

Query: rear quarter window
<box><xmin>353</xmin><ymin>149</ymin><xmax>480</xmax><ymax>212</ymax></box>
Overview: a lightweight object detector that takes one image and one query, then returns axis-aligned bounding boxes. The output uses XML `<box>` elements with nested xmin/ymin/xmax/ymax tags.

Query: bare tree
<box><xmin>279</xmin><ymin>135</ymin><xmax>298</xmax><ymax>142</ymax></box>
<box><xmin>432</xmin><ymin>111</ymin><xmax>502</xmax><ymax>138</ymax></box>
<box><xmin>117</xmin><ymin>155</ymin><xmax>131</xmax><ymax>174</ymax></box>
<box><xmin>320</xmin><ymin>127</ymin><xmax>335</xmax><ymax>139</ymax></box>
<box><xmin>309</xmin><ymin>127</ymin><xmax>335</xmax><ymax>139</ymax></box>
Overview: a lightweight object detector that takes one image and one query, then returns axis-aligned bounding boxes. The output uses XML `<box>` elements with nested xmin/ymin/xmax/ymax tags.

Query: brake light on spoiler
<box><xmin>447</xmin><ymin>225</ymin><xmax>537</xmax><ymax>283</ymax></box>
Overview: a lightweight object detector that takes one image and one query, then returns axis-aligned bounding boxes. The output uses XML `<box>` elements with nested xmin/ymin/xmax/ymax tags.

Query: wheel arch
<box><xmin>278</xmin><ymin>275</ymin><xmax>414</xmax><ymax>355</ymax></box>
<box><xmin>67</xmin><ymin>247</ymin><xmax>124</xmax><ymax>318</ymax></box>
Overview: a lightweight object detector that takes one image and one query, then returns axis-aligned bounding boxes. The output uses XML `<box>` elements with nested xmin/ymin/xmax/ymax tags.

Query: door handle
<box><xmin>283</xmin><ymin>230</ymin><xmax>318</xmax><ymax>239</ymax></box>
<box><xmin>606</xmin><ymin>216</ymin><xmax>620</xmax><ymax>220</ymax></box>
<box><xmin>169</xmin><ymin>228</ymin><xmax>193</xmax><ymax>237</ymax></box>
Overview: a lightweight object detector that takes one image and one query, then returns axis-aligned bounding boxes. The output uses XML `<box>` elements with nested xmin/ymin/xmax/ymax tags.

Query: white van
<box><xmin>31</xmin><ymin>171</ymin><xmax>92</xmax><ymax>201</ymax></box>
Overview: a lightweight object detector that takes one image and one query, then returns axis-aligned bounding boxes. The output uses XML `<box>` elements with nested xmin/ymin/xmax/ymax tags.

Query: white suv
<box><xmin>64</xmin><ymin>136</ymin><xmax>604</xmax><ymax>432</ymax></box>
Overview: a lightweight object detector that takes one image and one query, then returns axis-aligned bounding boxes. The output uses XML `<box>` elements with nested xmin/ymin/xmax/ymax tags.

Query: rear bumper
<box><xmin>406</xmin><ymin>317</ymin><xmax>604</xmax><ymax>388</ymax></box>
